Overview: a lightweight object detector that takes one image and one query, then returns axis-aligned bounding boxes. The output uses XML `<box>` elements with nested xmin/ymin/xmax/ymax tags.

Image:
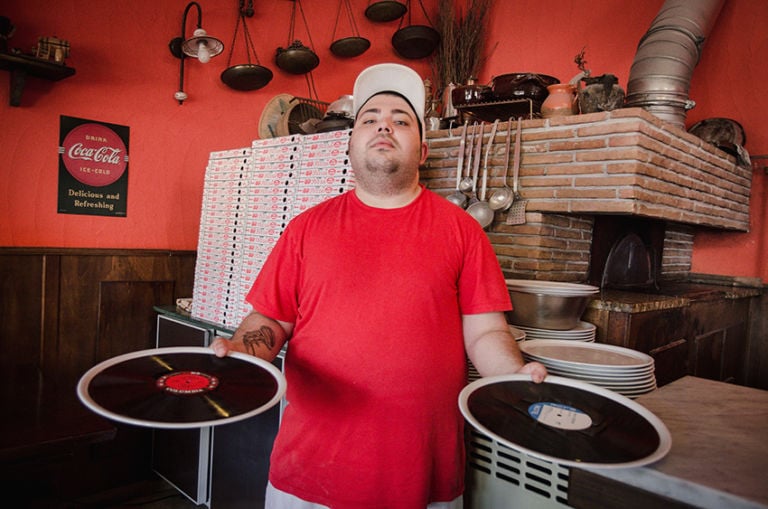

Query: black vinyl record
<box><xmin>77</xmin><ymin>347</ymin><xmax>286</xmax><ymax>429</ymax></box>
<box><xmin>459</xmin><ymin>375</ymin><xmax>671</xmax><ymax>468</ymax></box>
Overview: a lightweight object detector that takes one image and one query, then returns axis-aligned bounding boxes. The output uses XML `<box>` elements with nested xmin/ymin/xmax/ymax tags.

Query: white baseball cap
<box><xmin>352</xmin><ymin>63</ymin><xmax>426</xmax><ymax>138</ymax></box>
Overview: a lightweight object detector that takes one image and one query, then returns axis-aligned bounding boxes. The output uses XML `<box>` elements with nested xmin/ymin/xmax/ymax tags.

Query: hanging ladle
<box><xmin>465</xmin><ymin>121</ymin><xmax>485</xmax><ymax>207</ymax></box>
<box><xmin>446</xmin><ymin>121</ymin><xmax>469</xmax><ymax>208</ymax></box>
<box><xmin>466</xmin><ymin>119</ymin><xmax>499</xmax><ymax>229</ymax></box>
<box><xmin>459</xmin><ymin>121</ymin><xmax>478</xmax><ymax>192</ymax></box>
<box><xmin>489</xmin><ymin>117</ymin><xmax>518</xmax><ymax>211</ymax></box>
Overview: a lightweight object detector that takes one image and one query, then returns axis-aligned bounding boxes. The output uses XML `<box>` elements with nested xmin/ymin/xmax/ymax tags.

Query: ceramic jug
<box><xmin>541</xmin><ymin>83</ymin><xmax>578</xmax><ymax>118</ymax></box>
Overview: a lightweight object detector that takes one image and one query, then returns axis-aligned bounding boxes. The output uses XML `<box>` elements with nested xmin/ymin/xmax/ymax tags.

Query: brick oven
<box><xmin>423</xmin><ymin>107</ymin><xmax>750</xmax><ymax>281</ymax></box>
<box><xmin>421</xmin><ymin>108</ymin><xmax>759</xmax><ymax>386</ymax></box>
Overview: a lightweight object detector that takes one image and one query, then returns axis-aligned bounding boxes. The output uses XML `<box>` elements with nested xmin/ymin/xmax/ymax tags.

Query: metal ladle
<box><xmin>489</xmin><ymin>117</ymin><xmax>518</xmax><ymax>211</ymax></box>
<box><xmin>446</xmin><ymin>122</ymin><xmax>469</xmax><ymax>208</ymax></box>
<box><xmin>465</xmin><ymin>121</ymin><xmax>485</xmax><ymax>207</ymax></box>
<box><xmin>466</xmin><ymin>120</ymin><xmax>499</xmax><ymax>229</ymax></box>
<box><xmin>459</xmin><ymin>122</ymin><xmax>478</xmax><ymax>192</ymax></box>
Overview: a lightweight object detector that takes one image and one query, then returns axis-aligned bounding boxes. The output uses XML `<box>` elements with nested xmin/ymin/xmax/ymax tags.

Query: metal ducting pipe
<box><xmin>625</xmin><ymin>0</ymin><xmax>726</xmax><ymax>128</ymax></box>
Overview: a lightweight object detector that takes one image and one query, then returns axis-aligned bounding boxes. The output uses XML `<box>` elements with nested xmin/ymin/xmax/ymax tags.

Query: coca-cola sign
<box><xmin>58</xmin><ymin>116</ymin><xmax>129</xmax><ymax>217</ymax></box>
<box><xmin>61</xmin><ymin>122</ymin><xmax>127</xmax><ymax>187</ymax></box>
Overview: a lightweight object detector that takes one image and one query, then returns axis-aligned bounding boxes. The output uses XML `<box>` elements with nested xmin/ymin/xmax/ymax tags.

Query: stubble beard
<box><xmin>355</xmin><ymin>156</ymin><xmax>413</xmax><ymax>196</ymax></box>
<box><xmin>350</xmin><ymin>137</ymin><xmax>419</xmax><ymax>196</ymax></box>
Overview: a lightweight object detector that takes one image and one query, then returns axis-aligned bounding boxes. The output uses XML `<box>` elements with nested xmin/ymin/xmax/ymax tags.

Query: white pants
<box><xmin>265</xmin><ymin>482</ymin><xmax>464</xmax><ymax>509</ymax></box>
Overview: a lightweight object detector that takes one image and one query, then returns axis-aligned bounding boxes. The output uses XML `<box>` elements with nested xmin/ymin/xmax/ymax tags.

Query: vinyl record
<box><xmin>77</xmin><ymin>347</ymin><xmax>286</xmax><ymax>429</ymax></box>
<box><xmin>459</xmin><ymin>374</ymin><xmax>671</xmax><ymax>468</ymax></box>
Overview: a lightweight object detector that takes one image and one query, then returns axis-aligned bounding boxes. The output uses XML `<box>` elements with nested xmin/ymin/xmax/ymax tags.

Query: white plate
<box><xmin>515</xmin><ymin>321</ymin><xmax>597</xmax><ymax>337</ymax></box>
<box><xmin>527</xmin><ymin>354</ymin><xmax>655</xmax><ymax>374</ymax></box>
<box><xmin>520</xmin><ymin>340</ymin><xmax>654</xmax><ymax>371</ymax></box>
<box><xmin>543</xmin><ymin>367</ymin><xmax>656</xmax><ymax>383</ymax></box>
<box><xmin>524</xmin><ymin>332</ymin><xmax>595</xmax><ymax>341</ymax></box>
<box><xmin>525</xmin><ymin>356</ymin><xmax>655</xmax><ymax>375</ymax></box>
<box><xmin>509</xmin><ymin>325</ymin><xmax>526</xmax><ymax>342</ymax></box>
<box><xmin>547</xmin><ymin>366</ymin><xmax>656</xmax><ymax>387</ymax></box>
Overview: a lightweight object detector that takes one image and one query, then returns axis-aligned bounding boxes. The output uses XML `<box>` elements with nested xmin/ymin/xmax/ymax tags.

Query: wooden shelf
<box><xmin>0</xmin><ymin>52</ymin><xmax>76</xmax><ymax>106</ymax></box>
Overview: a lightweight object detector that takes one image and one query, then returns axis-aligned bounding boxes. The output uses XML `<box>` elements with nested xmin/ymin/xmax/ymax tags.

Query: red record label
<box><xmin>157</xmin><ymin>371</ymin><xmax>219</xmax><ymax>394</ymax></box>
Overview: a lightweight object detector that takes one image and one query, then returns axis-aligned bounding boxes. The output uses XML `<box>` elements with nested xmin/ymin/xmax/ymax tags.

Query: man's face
<box><xmin>348</xmin><ymin>93</ymin><xmax>427</xmax><ymax>195</ymax></box>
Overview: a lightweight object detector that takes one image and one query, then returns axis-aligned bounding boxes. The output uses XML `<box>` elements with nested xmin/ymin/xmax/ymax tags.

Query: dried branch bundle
<box><xmin>430</xmin><ymin>0</ymin><xmax>494</xmax><ymax>93</ymax></box>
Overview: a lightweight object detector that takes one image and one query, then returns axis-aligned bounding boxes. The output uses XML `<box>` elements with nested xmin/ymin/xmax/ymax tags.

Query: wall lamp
<box><xmin>169</xmin><ymin>1</ymin><xmax>224</xmax><ymax>104</ymax></box>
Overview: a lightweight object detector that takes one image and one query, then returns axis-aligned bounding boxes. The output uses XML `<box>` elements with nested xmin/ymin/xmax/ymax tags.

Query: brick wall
<box><xmin>489</xmin><ymin>212</ymin><xmax>593</xmax><ymax>282</ymax></box>
<box><xmin>661</xmin><ymin>224</ymin><xmax>695</xmax><ymax>279</ymax></box>
<box><xmin>421</xmin><ymin>108</ymin><xmax>749</xmax><ymax>281</ymax></box>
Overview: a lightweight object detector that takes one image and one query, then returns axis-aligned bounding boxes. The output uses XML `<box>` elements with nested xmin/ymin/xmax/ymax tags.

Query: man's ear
<box><xmin>419</xmin><ymin>141</ymin><xmax>429</xmax><ymax>165</ymax></box>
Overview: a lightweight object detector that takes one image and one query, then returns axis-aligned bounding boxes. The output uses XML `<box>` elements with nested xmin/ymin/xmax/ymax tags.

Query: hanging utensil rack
<box><xmin>290</xmin><ymin>96</ymin><xmax>329</xmax><ymax>116</ymax></box>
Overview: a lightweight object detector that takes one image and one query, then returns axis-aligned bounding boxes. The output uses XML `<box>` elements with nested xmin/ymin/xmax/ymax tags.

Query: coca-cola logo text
<box><xmin>62</xmin><ymin>123</ymin><xmax>127</xmax><ymax>187</ymax></box>
<box><xmin>67</xmin><ymin>143</ymin><xmax>123</xmax><ymax>165</ymax></box>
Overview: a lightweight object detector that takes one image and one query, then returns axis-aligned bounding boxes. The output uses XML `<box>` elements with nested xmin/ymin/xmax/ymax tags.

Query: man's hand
<box><xmin>210</xmin><ymin>337</ymin><xmax>231</xmax><ymax>358</ymax></box>
<box><xmin>517</xmin><ymin>361</ymin><xmax>547</xmax><ymax>384</ymax></box>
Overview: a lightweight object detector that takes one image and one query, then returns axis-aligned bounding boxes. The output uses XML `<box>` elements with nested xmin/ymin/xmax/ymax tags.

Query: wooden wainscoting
<box><xmin>0</xmin><ymin>248</ymin><xmax>196</xmax><ymax>378</ymax></box>
<box><xmin>0</xmin><ymin>247</ymin><xmax>196</xmax><ymax>503</ymax></box>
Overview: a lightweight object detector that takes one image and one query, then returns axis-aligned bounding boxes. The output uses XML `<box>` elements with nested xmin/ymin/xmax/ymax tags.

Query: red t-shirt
<box><xmin>247</xmin><ymin>186</ymin><xmax>511</xmax><ymax>509</ymax></box>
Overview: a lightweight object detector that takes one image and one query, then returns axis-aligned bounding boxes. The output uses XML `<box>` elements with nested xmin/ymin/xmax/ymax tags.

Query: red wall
<box><xmin>1</xmin><ymin>0</ymin><xmax>766</xmax><ymax>281</ymax></box>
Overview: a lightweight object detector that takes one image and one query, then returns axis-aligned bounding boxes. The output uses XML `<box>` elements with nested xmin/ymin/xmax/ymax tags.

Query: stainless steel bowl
<box><xmin>506</xmin><ymin>290</ymin><xmax>593</xmax><ymax>330</ymax></box>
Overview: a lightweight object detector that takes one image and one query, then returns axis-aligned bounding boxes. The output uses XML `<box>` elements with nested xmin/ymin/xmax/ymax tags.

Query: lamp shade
<box><xmin>181</xmin><ymin>28</ymin><xmax>224</xmax><ymax>61</ymax></box>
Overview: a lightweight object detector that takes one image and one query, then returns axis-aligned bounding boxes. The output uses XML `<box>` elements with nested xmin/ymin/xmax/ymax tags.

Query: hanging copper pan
<box><xmin>391</xmin><ymin>0</ymin><xmax>439</xmax><ymax>59</ymax></box>
<box><xmin>331</xmin><ymin>36</ymin><xmax>371</xmax><ymax>58</ymax></box>
<box><xmin>275</xmin><ymin>40</ymin><xmax>319</xmax><ymax>74</ymax></box>
<box><xmin>330</xmin><ymin>0</ymin><xmax>371</xmax><ymax>58</ymax></box>
<box><xmin>221</xmin><ymin>0</ymin><xmax>273</xmax><ymax>91</ymax></box>
<box><xmin>365</xmin><ymin>1</ymin><xmax>407</xmax><ymax>22</ymax></box>
<box><xmin>221</xmin><ymin>64</ymin><xmax>273</xmax><ymax>91</ymax></box>
<box><xmin>392</xmin><ymin>25</ymin><xmax>439</xmax><ymax>59</ymax></box>
<box><xmin>275</xmin><ymin>0</ymin><xmax>319</xmax><ymax>74</ymax></box>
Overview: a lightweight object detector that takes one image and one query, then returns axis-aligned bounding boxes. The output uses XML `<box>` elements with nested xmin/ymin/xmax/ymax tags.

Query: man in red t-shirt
<box><xmin>212</xmin><ymin>63</ymin><xmax>547</xmax><ymax>509</ymax></box>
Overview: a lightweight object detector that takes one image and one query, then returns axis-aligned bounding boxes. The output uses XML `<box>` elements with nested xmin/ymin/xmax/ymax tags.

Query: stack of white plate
<box><xmin>519</xmin><ymin>339</ymin><xmax>657</xmax><ymax>398</ymax></box>
<box><xmin>515</xmin><ymin>321</ymin><xmax>596</xmax><ymax>342</ymax></box>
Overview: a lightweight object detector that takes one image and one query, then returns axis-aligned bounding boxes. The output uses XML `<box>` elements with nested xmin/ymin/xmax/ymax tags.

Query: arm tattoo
<box><xmin>242</xmin><ymin>326</ymin><xmax>276</xmax><ymax>356</ymax></box>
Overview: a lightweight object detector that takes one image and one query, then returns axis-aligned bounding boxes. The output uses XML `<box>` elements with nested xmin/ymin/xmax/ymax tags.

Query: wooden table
<box><xmin>568</xmin><ymin>376</ymin><xmax>768</xmax><ymax>509</ymax></box>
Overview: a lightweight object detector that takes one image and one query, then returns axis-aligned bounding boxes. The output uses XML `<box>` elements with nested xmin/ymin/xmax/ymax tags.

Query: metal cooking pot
<box><xmin>491</xmin><ymin>73</ymin><xmax>560</xmax><ymax>102</ymax></box>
